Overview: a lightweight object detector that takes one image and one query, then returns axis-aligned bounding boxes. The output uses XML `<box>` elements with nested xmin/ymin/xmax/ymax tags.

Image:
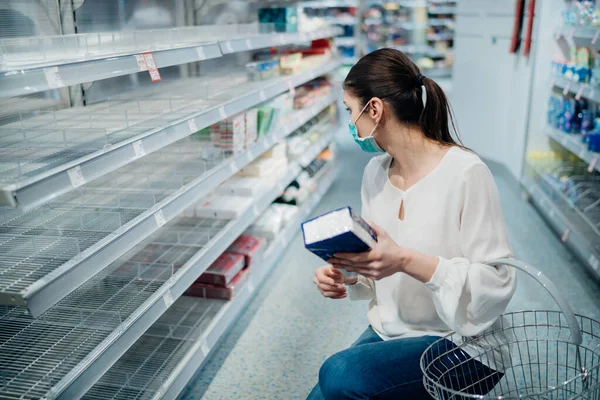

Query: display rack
<box><xmin>524</xmin><ymin>4</ymin><xmax>600</xmax><ymax>279</ymax></box>
<box><xmin>0</xmin><ymin>25</ymin><xmax>342</xmax><ymax>98</ymax></box>
<box><xmin>82</xmin><ymin>163</ymin><xmax>339</xmax><ymax>400</ymax></box>
<box><xmin>0</xmin><ymin>113</ymin><xmax>340</xmax><ymax>399</ymax></box>
<box><xmin>0</xmin><ymin>57</ymin><xmax>340</xmax><ymax>212</ymax></box>
<box><xmin>301</xmin><ymin>2</ymin><xmax>360</xmax><ymax>65</ymax></box>
<box><xmin>0</xmin><ymin>85</ymin><xmax>339</xmax><ymax>318</ymax></box>
<box><xmin>363</xmin><ymin>0</ymin><xmax>455</xmax><ymax>77</ymax></box>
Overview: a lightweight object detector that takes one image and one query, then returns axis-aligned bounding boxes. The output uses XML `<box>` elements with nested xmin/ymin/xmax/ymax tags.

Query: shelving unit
<box><xmin>523</xmin><ymin>3</ymin><xmax>600</xmax><ymax>280</ymax></box>
<box><xmin>0</xmin><ymin>5</ymin><xmax>342</xmax><ymax>398</ymax></box>
<box><xmin>0</xmin><ymin>65</ymin><xmax>339</xmax><ymax>318</ymax></box>
<box><xmin>82</xmin><ymin>162</ymin><xmax>339</xmax><ymax>400</ymax></box>
<box><xmin>0</xmin><ymin>25</ymin><xmax>342</xmax><ymax>98</ymax></box>
<box><xmin>363</xmin><ymin>0</ymin><xmax>455</xmax><ymax>77</ymax></box>
<box><xmin>0</xmin><ymin>117</ymin><xmax>341</xmax><ymax>400</ymax></box>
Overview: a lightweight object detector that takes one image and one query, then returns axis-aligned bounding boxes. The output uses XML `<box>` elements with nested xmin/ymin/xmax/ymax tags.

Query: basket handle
<box><xmin>486</xmin><ymin>258</ymin><xmax>582</xmax><ymax>345</ymax></box>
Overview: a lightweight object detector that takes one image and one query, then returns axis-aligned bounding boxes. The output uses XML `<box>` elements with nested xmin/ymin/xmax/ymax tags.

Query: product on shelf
<box><xmin>562</xmin><ymin>0</ymin><xmax>600</xmax><ymax>26</ymax></box>
<box><xmin>280</xmin><ymin>52</ymin><xmax>304</xmax><ymax>75</ymax></box>
<box><xmin>238</xmin><ymin>156</ymin><xmax>288</xmax><ymax>178</ymax></box>
<box><xmin>185</xmin><ymin>268</ymin><xmax>250</xmax><ymax>300</ymax></box>
<box><xmin>196</xmin><ymin>252</ymin><xmax>246</xmax><ymax>286</ymax></box>
<box><xmin>246</xmin><ymin>203</ymin><xmax>299</xmax><ymax>239</ymax></box>
<box><xmin>194</xmin><ymin>194</ymin><xmax>254</xmax><ymax>219</ymax></box>
<box><xmin>294</xmin><ymin>77</ymin><xmax>332</xmax><ymax>109</ymax></box>
<box><xmin>302</xmin><ymin>206</ymin><xmax>377</xmax><ymax>263</ymax></box>
<box><xmin>216</xmin><ymin>176</ymin><xmax>269</xmax><ymax>196</ymax></box>
<box><xmin>211</xmin><ymin>114</ymin><xmax>246</xmax><ymax>154</ymax></box>
<box><xmin>227</xmin><ymin>235</ymin><xmax>267</xmax><ymax>268</ymax></box>
<box><xmin>258</xmin><ymin>7</ymin><xmax>299</xmax><ymax>33</ymax></box>
<box><xmin>246</xmin><ymin>59</ymin><xmax>281</xmax><ymax>81</ymax></box>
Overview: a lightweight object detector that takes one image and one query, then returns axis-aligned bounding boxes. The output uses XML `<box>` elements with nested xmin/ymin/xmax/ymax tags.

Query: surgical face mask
<box><xmin>349</xmin><ymin>101</ymin><xmax>384</xmax><ymax>153</ymax></box>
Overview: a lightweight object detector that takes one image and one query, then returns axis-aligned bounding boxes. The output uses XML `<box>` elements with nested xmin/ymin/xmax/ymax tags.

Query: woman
<box><xmin>308</xmin><ymin>49</ymin><xmax>516</xmax><ymax>399</ymax></box>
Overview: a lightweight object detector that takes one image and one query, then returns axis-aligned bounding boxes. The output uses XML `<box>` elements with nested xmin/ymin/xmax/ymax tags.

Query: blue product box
<box><xmin>302</xmin><ymin>207</ymin><xmax>377</xmax><ymax>262</ymax></box>
<box><xmin>258</xmin><ymin>7</ymin><xmax>298</xmax><ymax>33</ymax></box>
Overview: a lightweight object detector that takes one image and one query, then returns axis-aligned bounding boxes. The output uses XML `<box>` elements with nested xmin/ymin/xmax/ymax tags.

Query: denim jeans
<box><xmin>307</xmin><ymin>326</ymin><xmax>502</xmax><ymax>400</ymax></box>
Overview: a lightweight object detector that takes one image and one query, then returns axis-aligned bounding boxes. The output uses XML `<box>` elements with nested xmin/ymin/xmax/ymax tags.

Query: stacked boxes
<box><xmin>210</xmin><ymin>109</ymin><xmax>258</xmax><ymax>154</ymax></box>
<box><xmin>258</xmin><ymin>7</ymin><xmax>298</xmax><ymax>33</ymax></box>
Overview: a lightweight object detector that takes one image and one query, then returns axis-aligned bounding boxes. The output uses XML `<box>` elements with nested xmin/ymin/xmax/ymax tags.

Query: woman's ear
<box><xmin>369</xmin><ymin>97</ymin><xmax>385</xmax><ymax>123</ymax></box>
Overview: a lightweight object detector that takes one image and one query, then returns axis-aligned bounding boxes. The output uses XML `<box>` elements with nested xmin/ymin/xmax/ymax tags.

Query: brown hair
<box><xmin>343</xmin><ymin>48</ymin><xmax>464</xmax><ymax>149</ymax></box>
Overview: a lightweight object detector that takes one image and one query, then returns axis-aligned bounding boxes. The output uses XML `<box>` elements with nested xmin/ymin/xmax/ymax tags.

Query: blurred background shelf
<box><xmin>522</xmin><ymin>166</ymin><xmax>600</xmax><ymax>280</ymax></box>
<box><xmin>0</xmin><ymin>26</ymin><xmax>342</xmax><ymax>98</ymax></box>
<box><xmin>81</xmin><ymin>162</ymin><xmax>339</xmax><ymax>400</ymax></box>
<box><xmin>552</xmin><ymin>75</ymin><xmax>600</xmax><ymax>103</ymax></box>
<box><xmin>0</xmin><ymin>84</ymin><xmax>339</xmax><ymax>318</ymax></box>
<box><xmin>547</xmin><ymin>127</ymin><xmax>600</xmax><ymax>174</ymax></box>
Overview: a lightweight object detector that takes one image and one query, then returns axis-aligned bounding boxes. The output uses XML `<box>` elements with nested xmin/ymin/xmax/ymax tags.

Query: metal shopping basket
<box><xmin>421</xmin><ymin>259</ymin><xmax>600</xmax><ymax>399</ymax></box>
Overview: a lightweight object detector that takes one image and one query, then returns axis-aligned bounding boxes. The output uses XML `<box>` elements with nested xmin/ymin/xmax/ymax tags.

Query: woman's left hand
<box><xmin>329</xmin><ymin>222</ymin><xmax>408</xmax><ymax>280</ymax></box>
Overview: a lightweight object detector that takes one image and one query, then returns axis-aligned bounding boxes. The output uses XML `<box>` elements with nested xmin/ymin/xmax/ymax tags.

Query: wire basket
<box><xmin>421</xmin><ymin>259</ymin><xmax>600</xmax><ymax>399</ymax></box>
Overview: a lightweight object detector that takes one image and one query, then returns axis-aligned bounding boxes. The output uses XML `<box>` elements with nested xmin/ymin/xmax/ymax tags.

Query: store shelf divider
<box><xmin>157</xmin><ymin>165</ymin><xmax>340</xmax><ymax>400</ymax></box>
<box><xmin>3</xmin><ymin>59</ymin><xmax>341</xmax><ymax>212</ymax></box>
<box><xmin>0</xmin><ymin>27</ymin><xmax>342</xmax><ymax>99</ymax></box>
<box><xmin>16</xmin><ymin>89</ymin><xmax>339</xmax><ymax>318</ymax></box>
<box><xmin>546</xmin><ymin>127</ymin><xmax>600</xmax><ymax>173</ymax></box>
<box><xmin>52</xmin><ymin>126</ymin><xmax>338</xmax><ymax>400</ymax></box>
<box><xmin>521</xmin><ymin>175</ymin><xmax>600</xmax><ymax>280</ymax></box>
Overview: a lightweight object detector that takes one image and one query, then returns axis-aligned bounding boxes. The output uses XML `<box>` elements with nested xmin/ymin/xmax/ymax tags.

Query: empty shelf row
<box><xmin>0</xmin><ymin>122</ymin><xmax>339</xmax><ymax>400</ymax></box>
<box><xmin>82</xmin><ymin>162</ymin><xmax>339</xmax><ymax>400</ymax></box>
<box><xmin>522</xmin><ymin>159</ymin><xmax>600</xmax><ymax>280</ymax></box>
<box><xmin>0</xmin><ymin>58</ymin><xmax>340</xmax><ymax>211</ymax></box>
<box><xmin>0</xmin><ymin>25</ymin><xmax>342</xmax><ymax>98</ymax></box>
<box><xmin>0</xmin><ymin>88</ymin><xmax>339</xmax><ymax>317</ymax></box>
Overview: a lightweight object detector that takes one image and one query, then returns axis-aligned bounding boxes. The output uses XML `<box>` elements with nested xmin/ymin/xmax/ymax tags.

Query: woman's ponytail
<box><xmin>418</xmin><ymin>77</ymin><xmax>462</xmax><ymax>148</ymax></box>
<box><xmin>343</xmin><ymin>48</ymin><xmax>465</xmax><ymax>150</ymax></box>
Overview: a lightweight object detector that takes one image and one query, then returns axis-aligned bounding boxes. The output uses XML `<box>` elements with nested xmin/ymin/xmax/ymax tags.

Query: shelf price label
<box><xmin>588</xmin><ymin>155</ymin><xmax>598</xmax><ymax>173</ymax></box>
<box><xmin>287</xmin><ymin>80</ymin><xmax>296</xmax><ymax>96</ymax></box>
<box><xmin>218</xmin><ymin>106</ymin><xmax>227</xmax><ymax>119</ymax></box>
<box><xmin>67</xmin><ymin>165</ymin><xmax>86</xmax><ymax>188</ymax></box>
<box><xmin>259</xmin><ymin>90</ymin><xmax>266</xmax><ymax>101</ymax></box>
<box><xmin>201</xmin><ymin>342</ymin><xmax>210</xmax><ymax>357</ymax></box>
<box><xmin>132</xmin><ymin>140</ymin><xmax>146</xmax><ymax>158</ymax></box>
<box><xmin>154</xmin><ymin>210</ymin><xmax>167</xmax><ymax>228</ymax></box>
<box><xmin>575</xmin><ymin>85</ymin><xmax>585</xmax><ymax>100</ymax></box>
<box><xmin>196</xmin><ymin>46</ymin><xmax>206</xmax><ymax>60</ymax></box>
<box><xmin>43</xmin><ymin>67</ymin><xmax>65</xmax><ymax>89</ymax></box>
<box><xmin>142</xmin><ymin>52</ymin><xmax>162</xmax><ymax>82</ymax></box>
<box><xmin>561</xmin><ymin>228</ymin><xmax>571</xmax><ymax>243</ymax></box>
<box><xmin>593</xmin><ymin>29</ymin><xmax>600</xmax><ymax>45</ymax></box>
<box><xmin>135</xmin><ymin>55</ymin><xmax>148</xmax><ymax>71</ymax></box>
<box><xmin>188</xmin><ymin>118</ymin><xmax>198</xmax><ymax>134</ymax></box>
<box><xmin>163</xmin><ymin>290</ymin><xmax>174</xmax><ymax>308</ymax></box>
<box><xmin>224</xmin><ymin>41</ymin><xmax>234</xmax><ymax>53</ymax></box>
<box><xmin>563</xmin><ymin>82</ymin><xmax>571</xmax><ymax>96</ymax></box>
<box><xmin>589</xmin><ymin>254</ymin><xmax>600</xmax><ymax>271</ymax></box>
<box><xmin>245</xmin><ymin>38</ymin><xmax>253</xmax><ymax>49</ymax></box>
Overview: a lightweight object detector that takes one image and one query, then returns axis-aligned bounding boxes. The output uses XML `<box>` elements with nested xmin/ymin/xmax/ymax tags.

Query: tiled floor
<box><xmin>179</xmin><ymin>127</ymin><xmax>600</xmax><ymax>400</ymax></box>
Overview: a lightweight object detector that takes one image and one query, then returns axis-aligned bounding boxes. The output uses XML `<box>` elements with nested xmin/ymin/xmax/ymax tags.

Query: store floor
<box><xmin>179</xmin><ymin>130</ymin><xmax>600</xmax><ymax>400</ymax></box>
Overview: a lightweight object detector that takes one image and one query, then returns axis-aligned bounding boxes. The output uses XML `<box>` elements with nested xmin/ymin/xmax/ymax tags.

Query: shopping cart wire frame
<box><xmin>420</xmin><ymin>258</ymin><xmax>600</xmax><ymax>399</ymax></box>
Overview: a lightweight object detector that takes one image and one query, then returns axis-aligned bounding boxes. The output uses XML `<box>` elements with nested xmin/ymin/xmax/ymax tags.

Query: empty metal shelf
<box><xmin>0</xmin><ymin>90</ymin><xmax>338</xmax><ymax>317</ymax></box>
<box><xmin>0</xmin><ymin>25</ymin><xmax>342</xmax><ymax>98</ymax></box>
<box><xmin>0</xmin><ymin>59</ymin><xmax>341</xmax><ymax>211</ymax></box>
<box><xmin>523</xmin><ymin>159</ymin><xmax>600</xmax><ymax>279</ymax></box>
<box><xmin>81</xmin><ymin>163</ymin><xmax>340</xmax><ymax>400</ymax></box>
<box><xmin>547</xmin><ymin>127</ymin><xmax>600</xmax><ymax>174</ymax></box>
<box><xmin>0</xmin><ymin>122</ymin><xmax>338</xmax><ymax>400</ymax></box>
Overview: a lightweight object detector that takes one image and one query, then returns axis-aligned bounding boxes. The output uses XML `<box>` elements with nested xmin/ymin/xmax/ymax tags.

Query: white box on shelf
<box><xmin>215</xmin><ymin>176</ymin><xmax>269</xmax><ymax>197</ymax></box>
<box><xmin>194</xmin><ymin>194</ymin><xmax>254</xmax><ymax>219</ymax></box>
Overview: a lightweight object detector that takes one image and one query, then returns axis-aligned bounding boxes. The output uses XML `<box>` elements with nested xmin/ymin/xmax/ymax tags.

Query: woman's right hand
<box><xmin>313</xmin><ymin>265</ymin><xmax>354</xmax><ymax>299</ymax></box>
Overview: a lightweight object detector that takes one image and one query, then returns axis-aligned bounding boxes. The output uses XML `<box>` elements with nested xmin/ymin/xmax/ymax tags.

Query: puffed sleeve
<box><xmin>347</xmin><ymin>162</ymin><xmax>376</xmax><ymax>301</ymax></box>
<box><xmin>425</xmin><ymin>163</ymin><xmax>517</xmax><ymax>337</ymax></box>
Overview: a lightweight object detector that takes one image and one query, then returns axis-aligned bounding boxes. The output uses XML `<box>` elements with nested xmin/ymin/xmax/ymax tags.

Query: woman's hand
<box><xmin>329</xmin><ymin>222</ymin><xmax>409</xmax><ymax>281</ymax></box>
<box><xmin>313</xmin><ymin>265</ymin><xmax>355</xmax><ymax>299</ymax></box>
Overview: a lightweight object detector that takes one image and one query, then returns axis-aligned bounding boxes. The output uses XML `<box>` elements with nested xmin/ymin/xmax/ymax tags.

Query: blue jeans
<box><xmin>307</xmin><ymin>326</ymin><xmax>502</xmax><ymax>400</ymax></box>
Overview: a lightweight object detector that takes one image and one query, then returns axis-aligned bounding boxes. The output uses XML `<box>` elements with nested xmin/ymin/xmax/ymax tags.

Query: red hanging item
<box><xmin>510</xmin><ymin>0</ymin><xmax>526</xmax><ymax>53</ymax></box>
<box><xmin>523</xmin><ymin>0</ymin><xmax>536</xmax><ymax>56</ymax></box>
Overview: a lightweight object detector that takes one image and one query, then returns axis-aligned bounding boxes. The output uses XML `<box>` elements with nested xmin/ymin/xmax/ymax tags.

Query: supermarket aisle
<box><xmin>180</xmin><ymin>133</ymin><xmax>600</xmax><ymax>400</ymax></box>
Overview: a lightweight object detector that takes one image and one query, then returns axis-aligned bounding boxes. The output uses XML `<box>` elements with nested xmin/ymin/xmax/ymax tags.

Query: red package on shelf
<box><xmin>196</xmin><ymin>252</ymin><xmax>245</xmax><ymax>286</ymax></box>
<box><xmin>227</xmin><ymin>235</ymin><xmax>267</xmax><ymax>268</ymax></box>
<box><xmin>185</xmin><ymin>268</ymin><xmax>249</xmax><ymax>300</ymax></box>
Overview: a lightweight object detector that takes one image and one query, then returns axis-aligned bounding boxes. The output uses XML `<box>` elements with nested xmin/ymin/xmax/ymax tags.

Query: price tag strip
<box><xmin>154</xmin><ymin>210</ymin><xmax>167</xmax><ymax>228</ymax></box>
<box><xmin>575</xmin><ymin>85</ymin><xmax>586</xmax><ymax>100</ymax></box>
<box><xmin>67</xmin><ymin>165</ymin><xmax>86</xmax><ymax>188</ymax></box>
<box><xmin>188</xmin><ymin>118</ymin><xmax>199</xmax><ymax>134</ymax></box>
<box><xmin>563</xmin><ymin>82</ymin><xmax>571</xmax><ymax>96</ymax></box>
<box><xmin>588</xmin><ymin>155</ymin><xmax>599</xmax><ymax>173</ymax></box>
<box><xmin>163</xmin><ymin>290</ymin><xmax>174</xmax><ymax>308</ymax></box>
<box><xmin>142</xmin><ymin>52</ymin><xmax>162</xmax><ymax>82</ymax></box>
<box><xmin>132</xmin><ymin>140</ymin><xmax>146</xmax><ymax>158</ymax></box>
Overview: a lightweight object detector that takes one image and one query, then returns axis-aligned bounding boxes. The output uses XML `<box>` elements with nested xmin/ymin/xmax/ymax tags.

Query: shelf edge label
<box><xmin>588</xmin><ymin>155</ymin><xmax>598</xmax><ymax>173</ymax></box>
<box><xmin>196</xmin><ymin>46</ymin><xmax>206</xmax><ymax>60</ymax></box>
<box><xmin>67</xmin><ymin>165</ymin><xmax>86</xmax><ymax>188</ymax></box>
<box><xmin>163</xmin><ymin>290</ymin><xmax>174</xmax><ymax>308</ymax></box>
<box><xmin>132</xmin><ymin>140</ymin><xmax>146</xmax><ymax>158</ymax></box>
<box><xmin>154</xmin><ymin>209</ymin><xmax>167</xmax><ymax>228</ymax></box>
<box><xmin>188</xmin><ymin>118</ymin><xmax>199</xmax><ymax>133</ymax></box>
<box><xmin>142</xmin><ymin>52</ymin><xmax>162</xmax><ymax>82</ymax></box>
<box><xmin>135</xmin><ymin>54</ymin><xmax>149</xmax><ymax>71</ymax></box>
<box><xmin>201</xmin><ymin>342</ymin><xmax>210</xmax><ymax>357</ymax></box>
<box><xmin>43</xmin><ymin>67</ymin><xmax>65</xmax><ymax>89</ymax></box>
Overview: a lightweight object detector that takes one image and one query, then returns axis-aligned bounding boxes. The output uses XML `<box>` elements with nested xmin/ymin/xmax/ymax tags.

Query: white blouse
<box><xmin>348</xmin><ymin>147</ymin><xmax>517</xmax><ymax>350</ymax></box>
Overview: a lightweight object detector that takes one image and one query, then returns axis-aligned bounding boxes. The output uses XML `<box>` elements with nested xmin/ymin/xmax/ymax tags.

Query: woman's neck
<box><xmin>379</xmin><ymin>123</ymin><xmax>447</xmax><ymax>178</ymax></box>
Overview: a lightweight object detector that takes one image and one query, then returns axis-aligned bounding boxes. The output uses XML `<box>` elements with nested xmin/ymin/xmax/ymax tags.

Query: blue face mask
<box><xmin>349</xmin><ymin>100</ymin><xmax>384</xmax><ymax>153</ymax></box>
